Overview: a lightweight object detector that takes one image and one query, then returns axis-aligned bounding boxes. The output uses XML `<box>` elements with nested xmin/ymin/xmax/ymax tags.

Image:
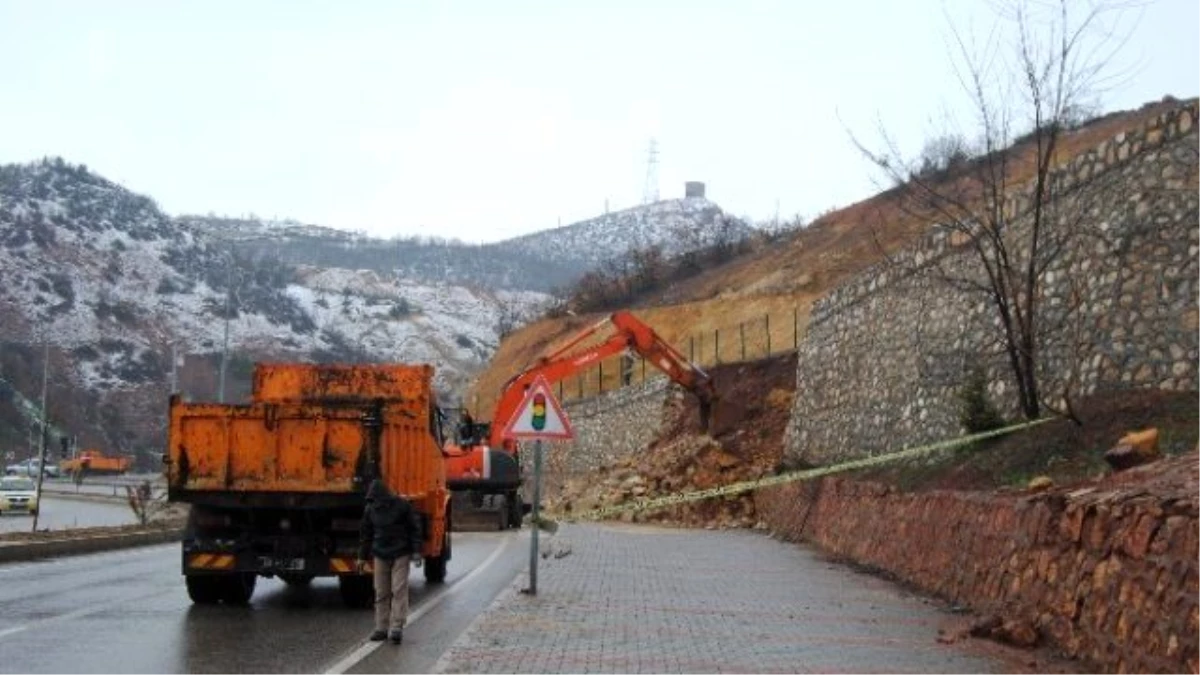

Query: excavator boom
<box><xmin>446</xmin><ymin>310</ymin><xmax>717</xmax><ymax>531</ymax></box>
<box><xmin>488</xmin><ymin>310</ymin><xmax>716</xmax><ymax>447</ymax></box>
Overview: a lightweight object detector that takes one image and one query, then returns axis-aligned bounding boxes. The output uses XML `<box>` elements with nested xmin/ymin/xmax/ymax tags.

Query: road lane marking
<box><xmin>428</xmin><ymin>572</ymin><xmax>525</xmax><ymax>674</ymax></box>
<box><xmin>0</xmin><ymin>588</ymin><xmax>173</xmax><ymax>639</ymax></box>
<box><xmin>323</xmin><ymin>533</ymin><xmax>515</xmax><ymax>675</ymax></box>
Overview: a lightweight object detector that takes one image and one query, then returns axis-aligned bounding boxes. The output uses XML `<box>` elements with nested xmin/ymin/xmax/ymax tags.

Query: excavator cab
<box><xmin>441</xmin><ymin>408</ymin><xmax>524</xmax><ymax>531</ymax></box>
<box><xmin>442</xmin><ymin>408</ymin><xmax>490</xmax><ymax>447</ymax></box>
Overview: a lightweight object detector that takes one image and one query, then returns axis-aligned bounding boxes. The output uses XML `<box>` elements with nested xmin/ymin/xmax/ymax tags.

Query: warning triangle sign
<box><xmin>501</xmin><ymin>376</ymin><xmax>575</xmax><ymax>441</ymax></box>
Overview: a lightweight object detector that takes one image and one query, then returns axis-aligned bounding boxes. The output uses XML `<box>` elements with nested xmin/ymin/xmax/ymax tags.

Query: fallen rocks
<box><xmin>545</xmin><ymin>431</ymin><xmax>770</xmax><ymax>529</ymax></box>
<box><xmin>544</xmin><ymin>353</ymin><xmax>796</xmax><ymax>531</ymax></box>
<box><xmin>968</xmin><ymin>614</ymin><xmax>1040</xmax><ymax>648</ymax></box>
<box><xmin>1104</xmin><ymin>428</ymin><xmax>1160</xmax><ymax>470</ymax></box>
<box><xmin>1027</xmin><ymin>475</ymin><xmax>1054</xmax><ymax>492</ymax></box>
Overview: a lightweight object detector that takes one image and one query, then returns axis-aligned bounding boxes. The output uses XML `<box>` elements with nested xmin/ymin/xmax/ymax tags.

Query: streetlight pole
<box><xmin>31</xmin><ymin>343</ymin><xmax>49</xmax><ymax>533</ymax></box>
<box><xmin>170</xmin><ymin>343</ymin><xmax>178</xmax><ymax>395</ymax></box>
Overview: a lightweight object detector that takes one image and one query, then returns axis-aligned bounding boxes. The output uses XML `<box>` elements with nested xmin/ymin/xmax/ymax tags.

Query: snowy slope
<box><xmin>494</xmin><ymin>198</ymin><xmax>753</xmax><ymax>268</ymax></box>
<box><xmin>0</xmin><ymin>158</ymin><xmax>550</xmax><ymax>453</ymax></box>
<box><xmin>179</xmin><ymin>198</ymin><xmax>749</xmax><ymax>293</ymax></box>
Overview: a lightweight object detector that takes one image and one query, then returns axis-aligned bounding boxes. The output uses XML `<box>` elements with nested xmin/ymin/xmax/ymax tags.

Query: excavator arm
<box><xmin>487</xmin><ymin>310</ymin><xmax>716</xmax><ymax>448</ymax></box>
<box><xmin>445</xmin><ymin>310</ymin><xmax>716</xmax><ymax>531</ymax></box>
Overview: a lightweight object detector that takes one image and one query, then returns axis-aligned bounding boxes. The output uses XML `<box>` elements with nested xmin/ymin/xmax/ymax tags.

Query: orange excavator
<box><xmin>443</xmin><ymin>310</ymin><xmax>717</xmax><ymax>530</ymax></box>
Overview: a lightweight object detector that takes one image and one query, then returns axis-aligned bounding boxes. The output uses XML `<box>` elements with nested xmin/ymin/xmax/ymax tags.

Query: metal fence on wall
<box><xmin>472</xmin><ymin>307</ymin><xmax>807</xmax><ymax>415</ymax></box>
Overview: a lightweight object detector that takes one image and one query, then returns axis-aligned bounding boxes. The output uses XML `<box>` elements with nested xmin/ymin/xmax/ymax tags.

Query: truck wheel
<box><xmin>220</xmin><ymin>573</ymin><xmax>257</xmax><ymax>605</ymax></box>
<box><xmin>186</xmin><ymin>575</ymin><xmax>222</xmax><ymax>605</ymax></box>
<box><xmin>338</xmin><ymin>575</ymin><xmax>373</xmax><ymax>609</ymax></box>
<box><xmin>496</xmin><ymin>495</ymin><xmax>508</xmax><ymax>531</ymax></box>
<box><xmin>280</xmin><ymin>573</ymin><xmax>314</xmax><ymax>588</ymax></box>
<box><xmin>423</xmin><ymin>524</ymin><xmax>450</xmax><ymax>584</ymax></box>
<box><xmin>508</xmin><ymin>492</ymin><xmax>524</xmax><ymax>529</ymax></box>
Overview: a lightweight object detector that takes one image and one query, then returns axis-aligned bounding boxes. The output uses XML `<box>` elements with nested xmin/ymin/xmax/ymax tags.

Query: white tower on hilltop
<box><xmin>642</xmin><ymin>138</ymin><xmax>659</xmax><ymax>205</ymax></box>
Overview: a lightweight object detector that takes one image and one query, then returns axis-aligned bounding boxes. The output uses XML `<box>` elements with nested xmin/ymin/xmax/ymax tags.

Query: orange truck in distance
<box><xmin>165</xmin><ymin>363</ymin><xmax>452</xmax><ymax>607</ymax></box>
<box><xmin>60</xmin><ymin>449</ymin><xmax>131</xmax><ymax>476</ymax></box>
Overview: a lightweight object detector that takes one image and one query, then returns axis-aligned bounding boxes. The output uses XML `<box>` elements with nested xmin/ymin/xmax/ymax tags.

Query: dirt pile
<box><xmin>546</xmin><ymin>353</ymin><xmax>797</xmax><ymax>528</ymax></box>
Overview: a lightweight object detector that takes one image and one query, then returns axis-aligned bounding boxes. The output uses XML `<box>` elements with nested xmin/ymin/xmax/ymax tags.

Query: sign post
<box><xmin>530</xmin><ymin>439</ymin><xmax>543</xmax><ymax>594</ymax></box>
<box><xmin>501</xmin><ymin>376</ymin><xmax>574</xmax><ymax>596</ymax></box>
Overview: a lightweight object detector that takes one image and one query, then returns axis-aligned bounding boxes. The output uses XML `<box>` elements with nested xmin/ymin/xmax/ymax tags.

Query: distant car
<box><xmin>0</xmin><ymin>475</ymin><xmax>38</xmax><ymax>515</ymax></box>
<box><xmin>3</xmin><ymin>458</ymin><xmax>61</xmax><ymax>479</ymax></box>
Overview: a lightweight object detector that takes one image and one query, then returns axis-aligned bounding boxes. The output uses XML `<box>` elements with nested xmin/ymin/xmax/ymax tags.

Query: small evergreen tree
<box><xmin>958</xmin><ymin>365</ymin><xmax>1004</xmax><ymax>433</ymax></box>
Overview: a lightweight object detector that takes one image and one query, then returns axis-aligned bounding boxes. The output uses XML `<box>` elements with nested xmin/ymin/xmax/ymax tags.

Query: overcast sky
<box><xmin>1</xmin><ymin>1</ymin><xmax>1196</xmax><ymax>242</ymax></box>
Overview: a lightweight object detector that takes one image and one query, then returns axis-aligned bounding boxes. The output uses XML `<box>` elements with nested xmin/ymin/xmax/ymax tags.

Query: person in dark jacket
<box><xmin>358</xmin><ymin>479</ymin><xmax>423</xmax><ymax>644</ymax></box>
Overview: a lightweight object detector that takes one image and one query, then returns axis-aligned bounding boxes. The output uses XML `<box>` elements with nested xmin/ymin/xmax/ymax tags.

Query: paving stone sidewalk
<box><xmin>433</xmin><ymin>523</ymin><xmax>1022</xmax><ymax>674</ymax></box>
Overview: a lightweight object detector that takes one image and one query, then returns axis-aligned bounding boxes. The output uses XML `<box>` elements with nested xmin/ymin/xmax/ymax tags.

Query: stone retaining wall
<box><xmin>755</xmin><ymin>454</ymin><xmax>1200</xmax><ymax>673</ymax></box>
<box><xmin>521</xmin><ymin>378</ymin><xmax>672</xmax><ymax>494</ymax></box>
<box><xmin>786</xmin><ymin>101</ymin><xmax>1199</xmax><ymax>467</ymax></box>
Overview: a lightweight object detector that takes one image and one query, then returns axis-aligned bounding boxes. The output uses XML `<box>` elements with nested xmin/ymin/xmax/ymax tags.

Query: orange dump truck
<box><xmin>165</xmin><ymin>363</ymin><xmax>451</xmax><ymax>607</ymax></box>
<box><xmin>60</xmin><ymin>449</ymin><xmax>131</xmax><ymax>476</ymax></box>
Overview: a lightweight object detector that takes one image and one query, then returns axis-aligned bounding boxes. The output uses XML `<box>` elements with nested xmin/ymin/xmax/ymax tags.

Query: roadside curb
<box><xmin>0</xmin><ymin>526</ymin><xmax>183</xmax><ymax>564</ymax></box>
<box><xmin>39</xmin><ymin>489</ymin><xmax>131</xmax><ymax>504</ymax></box>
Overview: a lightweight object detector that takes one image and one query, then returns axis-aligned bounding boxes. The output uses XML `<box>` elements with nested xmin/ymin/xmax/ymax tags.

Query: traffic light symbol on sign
<box><xmin>531</xmin><ymin>393</ymin><xmax>547</xmax><ymax>431</ymax></box>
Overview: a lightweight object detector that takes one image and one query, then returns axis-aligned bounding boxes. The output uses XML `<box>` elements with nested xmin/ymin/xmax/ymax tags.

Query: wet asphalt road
<box><xmin>0</xmin><ymin>531</ymin><xmax>524</xmax><ymax>673</ymax></box>
<box><xmin>0</xmin><ymin>496</ymin><xmax>136</xmax><ymax>534</ymax></box>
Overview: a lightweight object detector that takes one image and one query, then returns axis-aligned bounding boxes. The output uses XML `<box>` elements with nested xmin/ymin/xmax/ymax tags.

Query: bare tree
<box><xmin>495</xmin><ymin>297</ymin><xmax>522</xmax><ymax>338</ymax></box>
<box><xmin>854</xmin><ymin>0</ymin><xmax>1137</xmax><ymax>420</ymax></box>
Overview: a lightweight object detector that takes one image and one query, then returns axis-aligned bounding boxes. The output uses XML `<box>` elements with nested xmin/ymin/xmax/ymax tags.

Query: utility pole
<box><xmin>218</xmin><ymin>255</ymin><xmax>234</xmax><ymax>403</ymax></box>
<box><xmin>642</xmin><ymin>139</ymin><xmax>660</xmax><ymax>205</ymax></box>
<box><xmin>31</xmin><ymin>343</ymin><xmax>49</xmax><ymax>532</ymax></box>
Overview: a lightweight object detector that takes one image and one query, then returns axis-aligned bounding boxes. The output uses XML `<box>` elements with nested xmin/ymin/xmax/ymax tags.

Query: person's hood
<box><xmin>366</xmin><ymin>479</ymin><xmax>389</xmax><ymax>500</ymax></box>
<box><xmin>366</xmin><ymin>479</ymin><xmax>401</xmax><ymax>508</ymax></box>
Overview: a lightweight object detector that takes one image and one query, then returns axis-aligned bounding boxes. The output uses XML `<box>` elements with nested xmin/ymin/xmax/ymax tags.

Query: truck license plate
<box><xmin>259</xmin><ymin>557</ymin><xmax>305</xmax><ymax>571</ymax></box>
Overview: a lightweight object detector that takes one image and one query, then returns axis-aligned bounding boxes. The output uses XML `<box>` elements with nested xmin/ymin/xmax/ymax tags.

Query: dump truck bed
<box><xmin>253</xmin><ymin>362</ymin><xmax>433</xmax><ymax>403</ymax></box>
<box><xmin>168</xmin><ymin>363</ymin><xmax>446</xmax><ymax>505</ymax></box>
<box><xmin>168</xmin><ymin>399</ymin><xmax>444</xmax><ymax>498</ymax></box>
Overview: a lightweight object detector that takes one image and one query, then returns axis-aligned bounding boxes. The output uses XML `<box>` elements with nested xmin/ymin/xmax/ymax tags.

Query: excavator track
<box><xmin>449</xmin><ymin>490</ymin><xmax>523</xmax><ymax>532</ymax></box>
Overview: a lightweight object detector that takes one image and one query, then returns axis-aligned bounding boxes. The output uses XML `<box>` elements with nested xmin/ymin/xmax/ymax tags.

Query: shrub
<box><xmin>958</xmin><ymin>365</ymin><xmax>1005</xmax><ymax>433</ymax></box>
<box><xmin>389</xmin><ymin>298</ymin><xmax>413</xmax><ymax>319</ymax></box>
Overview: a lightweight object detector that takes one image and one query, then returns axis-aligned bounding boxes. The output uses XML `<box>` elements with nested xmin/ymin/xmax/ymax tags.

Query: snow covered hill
<box><xmin>0</xmin><ymin>159</ymin><xmax>742</xmax><ymax>460</ymax></box>
<box><xmin>0</xmin><ymin>158</ymin><xmax>550</xmax><ymax>459</ymax></box>
<box><xmin>494</xmin><ymin>198</ymin><xmax>753</xmax><ymax>269</ymax></box>
<box><xmin>179</xmin><ymin>197</ymin><xmax>750</xmax><ymax>293</ymax></box>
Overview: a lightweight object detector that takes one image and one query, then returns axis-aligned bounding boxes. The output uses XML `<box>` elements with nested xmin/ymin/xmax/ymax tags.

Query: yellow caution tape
<box><xmin>550</xmin><ymin>417</ymin><xmax>1053</xmax><ymax>523</ymax></box>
